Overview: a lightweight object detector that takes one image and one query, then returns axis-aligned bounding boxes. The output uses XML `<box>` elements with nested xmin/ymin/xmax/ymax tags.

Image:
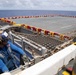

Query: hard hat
<box><xmin>0</xmin><ymin>31</ymin><xmax>8</xmax><ymax>42</ymax></box>
<box><xmin>2</xmin><ymin>31</ymin><xmax>8</xmax><ymax>39</ymax></box>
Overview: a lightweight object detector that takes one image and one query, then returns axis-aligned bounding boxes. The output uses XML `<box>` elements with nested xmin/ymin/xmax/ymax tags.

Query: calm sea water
<box><xmin>0</xmin><ymin>10</ymin><xmax>76</xmax><ymax>18</ymax></box>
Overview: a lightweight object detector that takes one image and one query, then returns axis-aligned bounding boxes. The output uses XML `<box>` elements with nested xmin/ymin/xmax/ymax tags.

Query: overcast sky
<box><xmin>0</xmin><ymin>0</ymin><xmax>76</xmax><ymax>11</ymax></box>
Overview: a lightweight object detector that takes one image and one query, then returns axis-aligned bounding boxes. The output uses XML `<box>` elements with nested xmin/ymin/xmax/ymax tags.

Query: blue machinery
<box><xmin>9</xmin><ymin>31</ymin><xmax>47</xmax><ymax>60</ymax></box>
<box><xmin>0</xmin><ymin>25</ymin><xmax>73</xmax><ymax>75</ymax></box>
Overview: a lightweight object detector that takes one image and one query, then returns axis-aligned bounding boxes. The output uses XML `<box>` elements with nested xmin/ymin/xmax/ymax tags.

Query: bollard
<box><xmin>26</xmin><ymin>25</ymin><xmax>31</xmax><ymax>30</ymax></box>
<box><xmin>60</xmin><ymin>34</ymin><xmax>64</xmax><ymax>40</ymax></box>
<box><xmin>21</xmin><ymin>24</ymin><xmax>25</xmax><ymax>27</ymax></box>
<box><xmin>64</xmin><ymin>36</ymin><xmax>71</xmax><ymax>40</ymax></box>
<box><xmin>36</xmin><ymin>28</ymin><xmax>42</xmax><ymax>34</ymax></box>
<box><xmin>1</xmin><ymin>18</ymin><xmax>5</xmax><ymax>22</ymax></box>
<box><xmin>44</xmin><ymin>30</ymin><xmax>50</xmax><ymax>35</ymax></box>
<box><xmin>32</xmin><ymin>27</ymin><xmax>36</xmax><ymax>32</ymax></box>
<box><xmin>50</xmin><ymin>32</ymin><xmax>54</xmax><ymax>37</ymax></box>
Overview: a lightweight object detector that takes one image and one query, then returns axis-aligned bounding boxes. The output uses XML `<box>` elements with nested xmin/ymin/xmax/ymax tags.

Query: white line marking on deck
<box><xmin>61</xmin><ymin>25</ymin><xmax>72</xmax><ymax>29</ymax></box>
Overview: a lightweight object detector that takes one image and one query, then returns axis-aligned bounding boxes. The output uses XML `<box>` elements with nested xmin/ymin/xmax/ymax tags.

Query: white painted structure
<box><xmin>1</xmin><ymin>44</ymin><xmax>76</xmax><ymax>75</ymax></box>
<box><xmin>1</xmin><ymin>72</ymin><xmax>11</xmax><ymax>75</ymax></box>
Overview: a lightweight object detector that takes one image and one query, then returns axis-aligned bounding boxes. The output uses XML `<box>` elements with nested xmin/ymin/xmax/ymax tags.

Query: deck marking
<box><xmin>61</xmin><ymin>25</ymin><xmax>72</xmax><ymax>29</ymax></box>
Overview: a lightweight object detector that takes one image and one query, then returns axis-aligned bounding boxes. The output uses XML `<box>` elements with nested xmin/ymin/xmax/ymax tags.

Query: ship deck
<box><xmin>10</xmin><ymin>16</ymin><xmax>76</xmax><ymax>36</ymax></box>
<box><xmin>0</xmin><ymin>15</ymin><xmax>76</xmax><ymax>75</ymax></box>
<box><xmin>10</xmin><ymin>27</ymin><xmax>64</xmax><ymax>56</ymax></box>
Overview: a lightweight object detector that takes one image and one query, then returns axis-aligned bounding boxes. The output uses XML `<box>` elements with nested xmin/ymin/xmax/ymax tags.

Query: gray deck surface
<box><xmin>11</xmin><ymin>16</ymin><xmax>76</xmax><ymax>34</ymax></box>
<box><xmin>12</xmin><ymin>27</ymin><xmax>63</xmax><ymax>50</ymax></box>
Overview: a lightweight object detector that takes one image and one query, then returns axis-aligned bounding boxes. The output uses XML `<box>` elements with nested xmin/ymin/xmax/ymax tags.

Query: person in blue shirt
<box><xmin>0</xmin><ymin>31</ymin><xmax>27</xmax><ymax>73</ymax></box>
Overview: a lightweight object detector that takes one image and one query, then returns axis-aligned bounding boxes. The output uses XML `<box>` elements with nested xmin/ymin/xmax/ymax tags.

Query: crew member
<box><xmin>0</xmin><ymin>31</ymin><xmax>27</xmax><ymax>73</ymax></box>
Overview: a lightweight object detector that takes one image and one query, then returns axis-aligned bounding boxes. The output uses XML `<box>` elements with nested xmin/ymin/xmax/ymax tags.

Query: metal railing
<box><xmin>9</xmin><ymin>31</ymin><xmax>47</xmax><ymax>55</ymax></box>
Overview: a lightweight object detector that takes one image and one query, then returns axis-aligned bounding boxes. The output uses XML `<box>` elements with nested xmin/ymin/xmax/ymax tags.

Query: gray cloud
<box><xmin>0</xmin><ymin>0</ymin><xmax>76</xmax><ymax>10</ymax></box>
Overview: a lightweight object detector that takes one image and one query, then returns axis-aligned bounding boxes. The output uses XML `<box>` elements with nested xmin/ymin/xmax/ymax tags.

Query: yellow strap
<box><xmin>62</xmin><ymin>71</ymin><xmax>70</xmax><ymax>75</ymax></box>
<box><xmin>73</xmin><ymin>42</ymin><xmax>76</xmax><ymax>45</ymax></box>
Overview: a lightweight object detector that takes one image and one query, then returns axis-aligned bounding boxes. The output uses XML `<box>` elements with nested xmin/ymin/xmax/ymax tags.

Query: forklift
<box><xmin>62</xmin><ymin>57</ymin><xmax>76</xmax><ymax>75</ymax></box>
<box><xmin>62</xmin><ymin>37</ymin><xmax>76</xmax><ymax>75</ymax></box>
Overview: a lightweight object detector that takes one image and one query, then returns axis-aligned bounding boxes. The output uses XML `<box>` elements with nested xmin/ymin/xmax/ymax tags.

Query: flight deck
<box><xmin>0</xmin><ymin>15</ymin><xmax>76</xmax><ymax>75</ymax></box>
